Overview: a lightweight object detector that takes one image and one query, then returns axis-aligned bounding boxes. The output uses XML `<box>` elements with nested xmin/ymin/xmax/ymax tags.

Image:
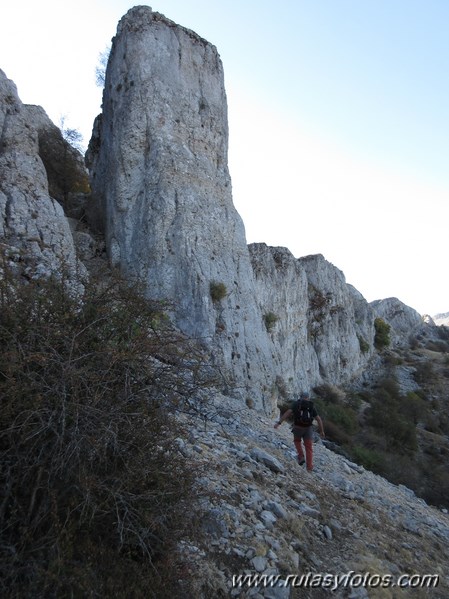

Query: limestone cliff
<box><xmin>0</xmin><ymin>69</ymin><xmax>83</xmax><ymax>284</ymax></box>
<box><xmin>85</xmin><ymin>7</ymin><xmax>378</xmax><ymax>410</ymax></box>
<box><xmin>371</xmin><ymin>296</ymin><xmax>429</xmax><ymax>346</ymax></box>
<box><xmin>249</xmin><ymin>245</ymin><xmax>375</xmax><ymax>392</ymax></box>
<box><xmin>86</xmin><ymin>6</ymin><xmax>278</xmax><ymax>410</ymax></box>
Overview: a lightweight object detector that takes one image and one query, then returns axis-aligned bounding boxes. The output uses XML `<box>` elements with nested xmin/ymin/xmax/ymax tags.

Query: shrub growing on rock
<box><xmin>209</xmin><ymin>281</ymin><xmax>227</xmax><ymax>302</ymax></box>
<box><xmin>263</xmin><ymin>311</ymin><xmax>279</xmax><ymax>332</ymax></box>
<box><xmin>374</xmin><ymin>317</ymin><xmax>391</xmax><ymax>350</ymax></box>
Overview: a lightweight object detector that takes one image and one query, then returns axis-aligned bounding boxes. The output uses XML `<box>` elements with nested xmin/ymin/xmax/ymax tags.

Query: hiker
<box><xmin>274</xmin><ymin>391</ymin><xmax>325</xmax><ymax>471</ymax></box>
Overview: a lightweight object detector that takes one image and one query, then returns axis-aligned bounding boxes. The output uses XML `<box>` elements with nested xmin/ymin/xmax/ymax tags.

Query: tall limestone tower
<box><xmin>87</xmin><ymin>7</ymin><xmax>375</xmax><ymax>411</ymax></box>
<box><xmin>87</xmin><ymin>7</ymin><xmax>277</xmax><ymax>410</ymax></box>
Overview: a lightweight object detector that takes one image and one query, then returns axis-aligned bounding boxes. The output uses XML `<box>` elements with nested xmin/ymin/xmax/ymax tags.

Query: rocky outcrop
<box><xmin>0</xmin><ymin>69</ymin><xmax>82</xmax><ymax>284</ymax></box>
<box><xmin>86</xmin><ymin>7</ymin><xmax>376</xmax><ymax>411</ymax></box>
<box><xmin>86</xmin><ymin>7</ymin><xmax>279</xmax><ymax>410</ymax></box>
<box><xmin>8</xmin><ymin>6</ymin><xmax>442</xmax><ymax>413</ymax></box>
<box><xmin>371</xmin><ymin>297</ymin><xmax>427</xmax><ymax>346</ymax></box>
<box><xmin>249</xmin><ymin>245</ymin><xmax>375</xmax><ymax>392</ymax></box>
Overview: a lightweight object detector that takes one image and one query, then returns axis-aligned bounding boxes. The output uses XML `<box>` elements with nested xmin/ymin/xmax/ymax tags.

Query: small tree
<box><xmin>374</xmin><ymin>317</ymin><xmax>391</xmax><ymax>349</ymax></box>
<box><xmin>95</xmin><ymin>46</ymin><xmax>111</xmax><ymax>87</ymax></box>
<box><xmin>61</xmin><ymin>122</ymin><xmax>84</xmax><ymax>152</ymax></box>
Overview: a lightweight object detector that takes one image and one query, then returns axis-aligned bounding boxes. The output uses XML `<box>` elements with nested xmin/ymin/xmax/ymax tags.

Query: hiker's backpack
<box><xmin>293</xmin><ymin>399</ymin><xmax>314</xmax><ymax>426</ymax></box>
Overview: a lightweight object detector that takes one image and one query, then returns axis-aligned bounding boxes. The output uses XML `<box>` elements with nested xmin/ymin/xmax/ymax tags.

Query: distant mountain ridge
<box><xmin>433</xmin><ymin>312</ymin><xmax>449</xmax><ymax>326</ymax></box>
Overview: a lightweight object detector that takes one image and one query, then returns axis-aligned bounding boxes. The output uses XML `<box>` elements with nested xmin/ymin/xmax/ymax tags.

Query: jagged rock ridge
<box><xmin>433</xmin><ymin>312</ymin><xmax>449</xmax><ymax>327</ymax></box>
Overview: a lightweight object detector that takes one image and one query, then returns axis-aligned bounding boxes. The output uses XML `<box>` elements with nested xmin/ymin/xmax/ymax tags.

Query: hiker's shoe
<box><xmin>297</xmin><ymin>457</ymin><xmax>305</xmax><ymax>466</ymax></box>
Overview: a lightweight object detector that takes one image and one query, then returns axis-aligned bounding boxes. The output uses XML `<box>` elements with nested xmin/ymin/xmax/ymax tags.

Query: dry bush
<box><xmin>313</xmin><ymin>383</ymin><xmax>346</xmax><ymax>404</ymax></box>
<box><xmin>0</xmin><ymin>262</ymin><xmax>213</xmax><ymax>597</ymax></box>
<box><xmin>322</xmin><ymin>420</ymin><xmax>352</xmax><ymax>446</ymax></box>
<box><xmin>413</xmin><ymin>361</ymin><xmax>435</xmax><ymax>384</ymax></box>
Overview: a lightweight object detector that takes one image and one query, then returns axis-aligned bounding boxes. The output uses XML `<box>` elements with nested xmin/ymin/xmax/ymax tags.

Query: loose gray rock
<box><xmin>251</xmin><ymin>555</ymin><xmax>268</xmax><ymax>572</ymax></box>
<box><xmin>266</xmin><ymin>501</ymin><xmax>288</xmax><ymax>519</ymax></box>
<box><xmin>250</xmin><ymin>448</ymin><xmax>285</xmax><ymax>473</ymax></box>
<box><xmin>259</xmin><ymin>510</ymin><xmax>277</xmax><ymax>529</ymax></box>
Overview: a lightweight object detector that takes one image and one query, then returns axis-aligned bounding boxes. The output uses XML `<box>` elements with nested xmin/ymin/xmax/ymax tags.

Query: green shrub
<box><xmin>322</xmin><ymin>404</ymin><xmax>359</xmax><ymax>435</ymax></box>
<box><xmin>313</xmin><ymin>384</ymin><xmax>346</xmax><ymax>404</ymax></box>
<box><xmin>366</xmin><ymin>400</ymin><xmax>417</xmax><ymax>452</ymax></box>
<box><xmin>383</xmin><ymin>353</ymin><xmax>403</xmax><ymax>366</ymax></box>
<box><xmin>358</xmin><ymin>335</ymin><xmax>370</xmax><ymax>353</ymax></box>
<box><xmin>264</xmin><ymin>311</ymin><xmax>279</xmax><ymax>332</ymax></box>
<box><xmin>413</xmin><ymin>360</ymin><xmax>434</xmax><ymax>384</ymax></box>
<box><xmin>350</xmin><ymin>446</ymin><xmax>386</xmax><ymax>474</ymax></box>
<box><xmin>209</xmin><ymin>281</ymin><xmax>227</xmax><ymax>302</ymax></box>
<box><xmin>375</xmin><ymin>377</ymin><xmax>400</xmax><ymax>401</ymax></box>
<box><xmin>402</xmin><ymin>391</ymin><xmax>429</xmax><ymax>425</ymax></box>
<box><xmin>374</xmin><ymin>317</ymin><xmax>391</xmax><ymax>349</ymax></box>
<box><xmin>0</xmin><ymin>264</ymin><xmax>210</xmax><ymax>597</ymax></box>
<box><xmin>323</xmin><ymin>420</ymin><xmax>352</xmax><ymax>445</ymax></box>
<box><xmin>421</xmin><ymin>467</ymin><xmax>449</xmax><ymax>508</ymax></box>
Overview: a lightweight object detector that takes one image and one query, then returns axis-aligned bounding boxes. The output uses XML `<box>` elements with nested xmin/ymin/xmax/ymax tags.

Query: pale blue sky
<box><xmin>1</xmin><ymin>1</ymin><xmax>448</xmax><ymax>315</ymax></box>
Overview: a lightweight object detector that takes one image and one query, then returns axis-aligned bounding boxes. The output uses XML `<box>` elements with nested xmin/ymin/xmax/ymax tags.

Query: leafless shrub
<box><xmin>322</xmin><ymin>420</ymin><xmax>352</xmax><ymax>446</ymax></box>
<box><xmin>0</xmin><ymin>258</ymin><xmax>213</xmax><ymax>597</ymax></box>
<box><xmin>313</xmin><ymin>383</ymin><xmax>346</xmax><ymax>404</ymax></box>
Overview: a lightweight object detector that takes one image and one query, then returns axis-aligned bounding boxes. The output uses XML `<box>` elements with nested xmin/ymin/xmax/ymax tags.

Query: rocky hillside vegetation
<box><xmin>311</xmin><ymin>341</ymin><xmax>449</xmax><ymax>510</ymax></box>
<box><xmin>1</xmin><ymin>265</ymin><xmax>448</xmax><ymax>598</ymax></box>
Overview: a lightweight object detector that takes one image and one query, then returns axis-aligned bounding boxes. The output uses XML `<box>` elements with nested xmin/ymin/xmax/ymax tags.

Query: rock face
<box><xmin>371</xmin><ymin>297</ymin><xmax>424</xmax><ymax>346</ymax></box>
<box><xmin>87</xmin><ymin>7</ymin><xmax>376</xmax><ymax>410</ymax></box>
<box><xmin>87</xmin><ymin>7</ymin><xmax>277</xmax><ymax>410</ymax></box>
<box><xmin>0</xmin><ymin>69</ymin><xmax>82</xmax><ymax>283</ymax></box>
<box><xmin>249</xmin><ymin>245</ymin><xmax>375</xmax><ymax>392</ymax></box>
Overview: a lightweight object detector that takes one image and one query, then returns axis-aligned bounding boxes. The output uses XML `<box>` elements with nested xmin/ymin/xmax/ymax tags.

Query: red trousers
<box><xmin>293</xmin><ymin>426</ymin><xmax>314</xmax><ymax>471</ymax></box>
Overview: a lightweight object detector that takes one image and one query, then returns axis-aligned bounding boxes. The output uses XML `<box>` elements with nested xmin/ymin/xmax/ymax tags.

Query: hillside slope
<box><xmin>176</xmin><ymin>392</ymin><xmax>449</xmax><ymax>598</ymax></box>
